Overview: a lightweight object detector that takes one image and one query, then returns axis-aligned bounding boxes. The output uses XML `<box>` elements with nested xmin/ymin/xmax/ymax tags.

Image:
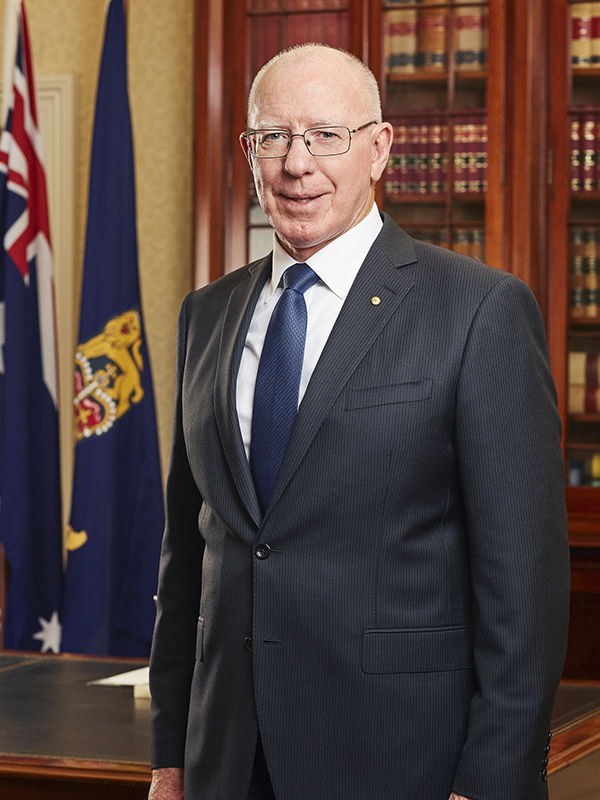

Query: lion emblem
<box><xmin>74</xmin><ymin>309</ymin><xmax>145</xmax><ymax>441</ymax></box>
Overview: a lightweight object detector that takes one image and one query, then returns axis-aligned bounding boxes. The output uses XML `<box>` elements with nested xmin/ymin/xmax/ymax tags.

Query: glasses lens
<box><xmin>248</xmin><ymin>130</ymin><xmax>290</xmax><ymax>157</ymax></box>
<box><xmin>305</xmin><ymin>127</ymin><xmax>350</xmax><ymax>156</ymax></box>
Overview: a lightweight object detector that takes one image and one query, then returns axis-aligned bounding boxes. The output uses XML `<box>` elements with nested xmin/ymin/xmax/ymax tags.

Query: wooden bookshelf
<box><xmin>193</xmin><ymin>0</ymin><xmax>599</xmax><ymax>673</ymax></box>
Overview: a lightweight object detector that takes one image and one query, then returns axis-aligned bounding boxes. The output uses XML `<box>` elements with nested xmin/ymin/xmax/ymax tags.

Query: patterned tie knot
<box><xmin>283</xmin><ymin>262</ymin><xmax>319</xmax><ymax>295</ymax></box>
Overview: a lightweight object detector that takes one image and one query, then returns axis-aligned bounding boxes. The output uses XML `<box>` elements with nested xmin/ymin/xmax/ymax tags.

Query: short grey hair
<box><xmin>247</xmin><ymin>43</ymin><xmax>382</xmax><ymax>128</ymax></box>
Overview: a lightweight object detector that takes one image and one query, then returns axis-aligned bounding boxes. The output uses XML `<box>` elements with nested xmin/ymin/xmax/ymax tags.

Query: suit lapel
<box><xmin>214</xmin><ymin>255</ymin><xmax>271</xmax><ymax>529</ymax></box>
<box><xmin>265</xmin><ymin>217</ymin><xmax>417</xmax><ymax>518</ymax></box>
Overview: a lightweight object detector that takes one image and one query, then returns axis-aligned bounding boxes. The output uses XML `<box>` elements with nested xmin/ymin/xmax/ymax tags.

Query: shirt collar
<box><xmin>267</xmin><ymin>203</ymin><xmax>383</xmax><ymax>302</ymax></box>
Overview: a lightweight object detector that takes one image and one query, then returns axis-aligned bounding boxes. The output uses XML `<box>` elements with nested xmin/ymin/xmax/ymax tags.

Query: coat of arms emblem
<box><xmin>74</xmin><ymin>309</ymin><xmax>145</xmax><ymax>441</ymax></box>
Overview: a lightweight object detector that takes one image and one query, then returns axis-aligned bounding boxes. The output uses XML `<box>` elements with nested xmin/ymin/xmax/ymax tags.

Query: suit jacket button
<box><xmin>541</xmin><ymin>769</ymin><xmax>548</xmax><ymax>781</ymax></box>
<box><xmin>254</xmin><ymin>543</ymin><xmax>271</xmax><ymax>560</ymax></box>
<box><xmin>244</xmin><ymin>637</ymin><xmax>253</xmax><ymax>652</ymax></box>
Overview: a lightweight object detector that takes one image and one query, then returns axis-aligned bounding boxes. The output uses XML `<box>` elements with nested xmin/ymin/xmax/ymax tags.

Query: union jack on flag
<box><xmin>0</xmin><ymin>0</ymin><xmax>63</xmax><ymax>653</ymax></box>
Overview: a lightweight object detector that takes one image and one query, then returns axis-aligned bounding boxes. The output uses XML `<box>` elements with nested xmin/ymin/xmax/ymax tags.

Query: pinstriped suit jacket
<box><xmin>150</xmin><ymin>213</ymin><xmax>570</xmax><ymax>800</ymax></box>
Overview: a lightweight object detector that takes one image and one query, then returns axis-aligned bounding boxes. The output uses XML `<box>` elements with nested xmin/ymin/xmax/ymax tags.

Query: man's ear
<box><xmin>370</xmin><ymin>122</ymin><xmax>393</xmax><ymax>183</ymax></box>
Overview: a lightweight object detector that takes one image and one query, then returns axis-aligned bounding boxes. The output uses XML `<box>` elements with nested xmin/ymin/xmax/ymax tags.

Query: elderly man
<box><xmin>149</xmin><ymin>45</ymin><xmax>570</xmax><ymax>800</ymax></box>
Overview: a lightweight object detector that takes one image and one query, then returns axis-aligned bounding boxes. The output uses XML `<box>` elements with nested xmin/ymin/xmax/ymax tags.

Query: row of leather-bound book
<box><xmin>571</xmin><ymin>113</ymin><xmax>600</xmax><ymax>192</ymax></box>
<box><xmin>385</xmin><ymin>4</ymin><xmax>488</xmax><ymax>75</ymax></box>
<box><xmin>410</xmin><ymin>227</ymin><xmax>485</xmax><ymax>261</ymax></box>
<box><xmin>569</xmin><ymin>228</ymin><xmax>600</xmax><ymax>319</ymax></box>
<box><xmin>571</xmin><ymin>3</ymin><xmax>600</xmax><ymax>68</ymax></box>
<box><xmin>385</xmin><ymin>118</ymin><xmax>487</xmax><ymax>197</ymax></box>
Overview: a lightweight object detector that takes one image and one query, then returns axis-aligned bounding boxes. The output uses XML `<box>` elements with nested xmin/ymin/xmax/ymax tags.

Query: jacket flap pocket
<box><xmin>346</xmin><ymin>380</ymin><xmax>432</xmax><ymax>410</ymax></box>
<box><xmin>195</xmin><ymin>616</ymin><xmax>204</xmax><ymax>661</ymax></box>
<box><xmin>362</xmin><ymin>625</ymin><xmax>473</xmax><ymax>674</ymax></box>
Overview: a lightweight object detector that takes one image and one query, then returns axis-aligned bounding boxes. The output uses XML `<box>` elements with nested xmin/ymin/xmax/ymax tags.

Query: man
<box><xmin>149</xmin><ymin>45</ymin><xmax>570</xmax><ymax>800</ymax></box>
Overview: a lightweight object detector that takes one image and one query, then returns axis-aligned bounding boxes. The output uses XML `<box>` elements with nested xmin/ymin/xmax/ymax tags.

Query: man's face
<box><xmin>245</xmin><ymin>53</ymin><xmax>392</xmax><ymax>261</ymax></box>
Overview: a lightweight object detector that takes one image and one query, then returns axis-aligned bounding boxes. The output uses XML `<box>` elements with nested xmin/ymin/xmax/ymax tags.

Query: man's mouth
<box><xmin>282</xmin><ymin>194</ymin><xmax>322</xmax><ymax>204</ymax></box>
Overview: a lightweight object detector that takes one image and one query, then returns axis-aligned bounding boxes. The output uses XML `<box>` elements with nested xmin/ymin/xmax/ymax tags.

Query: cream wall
<box><xmin>0</xmin><ymin>0</ymin><xmax>194</xmax><ymax>502</ymax></box>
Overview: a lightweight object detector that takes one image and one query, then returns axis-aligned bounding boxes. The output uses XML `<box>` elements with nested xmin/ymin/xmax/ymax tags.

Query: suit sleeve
<box><xmin>149</xmin><ymin>294</ymin><xmax>205</xmax><ymax>769</ymax></box>
<box><xmin>451</xmin><ymin>275</ymin><xmax>570</xmax><ymax>800</ymax></box>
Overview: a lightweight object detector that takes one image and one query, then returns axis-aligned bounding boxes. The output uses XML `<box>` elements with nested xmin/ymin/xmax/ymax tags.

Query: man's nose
<box><xmin>283</xmin><ymin>134</ymin><xmax>315</xmax><ymax>175</ymax></box>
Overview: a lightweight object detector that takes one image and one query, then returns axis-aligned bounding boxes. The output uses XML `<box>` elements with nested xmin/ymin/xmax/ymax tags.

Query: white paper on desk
<box><xmin>88</xmin><ymin>666</ymin><xmax>149</xmax><ymax>687</ymax></box>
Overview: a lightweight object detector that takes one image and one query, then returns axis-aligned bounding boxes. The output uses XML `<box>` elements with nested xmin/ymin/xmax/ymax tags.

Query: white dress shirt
<box><xmin>236</xmin><ymin>202</ymin><xmax>383</xmax><ymax>460</ymax></box>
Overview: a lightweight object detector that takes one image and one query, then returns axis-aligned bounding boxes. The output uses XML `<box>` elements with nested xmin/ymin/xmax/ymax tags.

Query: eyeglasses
<box><xmin>241</xmin><ymin>121</ymin><xmax>377</xmax><ymax>158</ymax></box>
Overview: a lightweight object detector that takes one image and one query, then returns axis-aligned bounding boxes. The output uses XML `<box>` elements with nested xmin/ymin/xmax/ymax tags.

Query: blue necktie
<box><xmin>251</xmin><ymin>263</ymin><xmax>319</xmax><ymax>514</ymax></box>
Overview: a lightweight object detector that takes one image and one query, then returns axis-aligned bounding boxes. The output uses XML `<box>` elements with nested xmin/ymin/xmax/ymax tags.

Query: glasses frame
<box><xmin>240</xmin><ymin>120</ymin><xmax>378</xmax><ymax>159</ymax></box>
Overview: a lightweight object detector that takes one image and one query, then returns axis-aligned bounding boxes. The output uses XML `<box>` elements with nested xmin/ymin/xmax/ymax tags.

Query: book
<box><xmin>570</xmin><ymin>228</ymin><xmax>586</xmax><ymax>319</ymax></box>
<box><xmin>386</xmin><ymin>9</ymin><xmax>418</xmax><ymax>75</ymax></box>
<box><xmin>418</xmin><ymin>120</ymin><xmax>429</xmax><ymax>193</ymax></box>
<box><xmin>572</xmin><ymin>3</ymin><xmax>593</xmax><ymax>69</ymax></box>
<box><xmin>478</xmin><ymin>120</ymin><xmax>488</xmax><ymax>193</ymax></box>
<box><xmin>385</xmin><ymin>125</ymin><xmax>402</xmax><ymax>198</ymax></box>
<box><xmin>471</xmin><ymin>228</ymin><xmax>485</xmax><ymax>261</ymax></box>
<box><xmin>584</xmin><ymin>228</ymin><xmax>599</xmax><ymax>317</ymax></box>
<box><xmin>568</xmin><ymin>351</ymin><xmax>600</xmax><ymax>413</ymax></box>
<box><xmin>453</xmin><ymin>120</ymin><xmax>468</xmax><ymax>193</ymax></box>
<box><xmin>593</xmin><ymin>2</ymin><xmax>600</xmax><ymax>64</ymax></box>
<box><xmin>452</xmin><ymin>228</ymin><xmax>471</xmax><ymax>256</ymax></box>
<box><xmin>467</xmin><ymin>117</ymin><xmax>480</xmax><ymax>193</ymax></box>
<box><xmin>417</xmin><ymin>6</ymin><xmax>448</xmax><ymax>71</ymax></box>
<box><xmin>408</xmin><ymin>121</ymin><xmax>421</xmax><ymax>193</ymax></box>
<box><xmin>454</xmin><ymin>5</ymin><xmax>486</xmax><ymax>72</ymax></box>
<box><xmin>582</xmin><ymin>113</ymin><xmax>596</xmax><ymax>191</ymax></box>
<box><xmin>428</xmin><ymin>118</ymin><xmax>446</xmax><ymax>194</ymax></box>
<box><xmin>571</xmin><ymin>117</ymin><xmax>582</xmax><ymax>191</ymax></box>
<box><xmin>595</xmin><ymin>115</ymin><xmax>600</xmax><ymax>188</ymax></box>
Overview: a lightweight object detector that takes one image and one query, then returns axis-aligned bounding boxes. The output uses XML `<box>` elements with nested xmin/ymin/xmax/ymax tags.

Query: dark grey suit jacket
<box><xmin>150</xmin><ymin>214</ymin><xmax>570</xmax><ymax>800</ymax></box>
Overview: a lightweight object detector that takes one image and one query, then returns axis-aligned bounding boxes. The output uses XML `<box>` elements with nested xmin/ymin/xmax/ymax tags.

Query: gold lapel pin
<box><xmin>371</xmin><ymin>296</ymin><xmax>381</xmax><ymax>305</ymax></box>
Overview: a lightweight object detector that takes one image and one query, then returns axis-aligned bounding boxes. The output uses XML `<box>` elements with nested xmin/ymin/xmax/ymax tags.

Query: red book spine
<box><xmin>428</xmin><ymin>118</ymin><xmax>443</xmax><ymax>194</ymax></box>
<box><xmin>441</xmin><ymin>122</ymin><xmax>448</xmax><ymax>192</ymax></box>
<box><xmin>453</xmin><ymin>119</ymin><xmax>467</xmax><ymax>194</ymax></box>
<box><xmin>572</xmin><ymin>3</ymin><xmax>593</xmax><ymax>68</ymax></box>
<box><xmin>586</xmin><ymin>353</ymin><xmax>600</xmax><ymax>387</ymax></box>
<box><xmin>595</xmin><ymin>114</ymin><xmax>600</xmax><ymax>190</ymax></box>
<box><xmin>467</xmin><ymin>117</ymin><xmax>478</xmax><ymax>193</ymax></box>
<box><xmin>571</xmin><ymin>116</ymin><xmax>582</xmax><ymax>192</ymax></box>
<box><xmin>418</xmin><ymin>120</ymin><xmax>429</xmax><ymax>193</ymax></box>
<box><xmin>385</xmin><ymin>126</ymin><xmax>401</xmax><ymax>199</ymax></box>
<box><xmin>398</xmin><ymin>124</ymin><xmax>409</xmax><ymax>194</ymax></box>
<box><xmin>479</xmin><ymin>121</ymin><xmax>488</xmax><ymax>193</ymax></box>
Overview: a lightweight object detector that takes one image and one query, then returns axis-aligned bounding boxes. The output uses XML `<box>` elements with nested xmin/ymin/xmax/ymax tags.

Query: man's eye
<box><xmin>312</xmin><ymin>129</ymin><xmax>340</xmax><ymax>140</ymax></box>
<box><xmin>264</xmin><ymin>132</ymin><xmax>286</xmax><ymax>142</ymax></box>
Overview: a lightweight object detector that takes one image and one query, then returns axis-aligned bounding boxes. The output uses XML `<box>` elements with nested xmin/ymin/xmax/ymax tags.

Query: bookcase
<box><xmin>232</xmin><ymin>0</ymin><xmax>505</xmax><ymax>273</ymax></box>
<box><xmin>381</xmin><ymin>1</ymin><xmax>490</xmax><ymax>265</ymax></box>
<box><xmin>194</xmin><ymin>0</ymin><xmax>600</xmax><ymax>675</ymax></box>
<box><xmin>547</xmin><ymin>0</ymin><xmax>600</xmax><ymax>677</ymax></box>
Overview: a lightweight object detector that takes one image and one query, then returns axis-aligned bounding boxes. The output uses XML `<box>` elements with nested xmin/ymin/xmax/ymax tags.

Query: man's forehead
<box><xmin>251</xmin><ymin>61</ymin><xmax>363</xmax><ymax>126</ymax></box>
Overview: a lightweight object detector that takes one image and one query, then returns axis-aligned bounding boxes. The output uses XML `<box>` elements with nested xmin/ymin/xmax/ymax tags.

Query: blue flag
<box><xmin>61</xmin><ymin>0</ymin><xmax>164</xmax><ymax>657</ymax></box>
<box><xmin>0</xmin><ymin>2</ymin><xmax>63</xmax><ymax>653</ymax></box>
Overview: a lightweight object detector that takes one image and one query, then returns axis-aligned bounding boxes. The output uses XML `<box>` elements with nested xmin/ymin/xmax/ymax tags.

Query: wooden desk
<box><xmin>549</xmin><ymin>681</ymin><xmax>600</xmax><ymax>799</ymax></box>
<box><xmin>0</xmin><ymin>653</ymin><xmax>151</xmax><ymax>799</ymax></box>
<box><xmin>1</xmin><ymin>655</ymin><xmax>599</xmax><ymax>799</ymax></box>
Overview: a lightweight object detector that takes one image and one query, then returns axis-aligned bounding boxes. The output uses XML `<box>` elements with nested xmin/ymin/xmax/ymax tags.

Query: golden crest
<box><xmin>74</xmin><ymin>310</ymin><xmax>145</xmax><ymax>441</ymax></box>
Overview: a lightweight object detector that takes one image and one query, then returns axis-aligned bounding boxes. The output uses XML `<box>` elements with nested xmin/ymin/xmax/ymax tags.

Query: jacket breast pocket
<box><xmin>195</xmin><ymin>616</ymin><xmax>204</xmax><ymax>661</ymax></box>
<box><xmin>345</xmin><ymin>379</ymin><xmax>433</xmax><ymax>410</ymax></box>
<box><xmin>361</xmin><ymin>625</ymin><xmax>473</xmax><ymax>674</ymax></box>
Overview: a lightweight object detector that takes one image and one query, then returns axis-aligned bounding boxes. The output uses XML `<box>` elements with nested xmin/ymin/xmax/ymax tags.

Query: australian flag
<box><xmin>0</xmin><ymin>1</ymin><xmax>63</xmax><ymax>653</ymax></box>
<box><xmin>61</xmin><ymin>0</ymin><xmax>164</xmax><ymax>657</ymax></box>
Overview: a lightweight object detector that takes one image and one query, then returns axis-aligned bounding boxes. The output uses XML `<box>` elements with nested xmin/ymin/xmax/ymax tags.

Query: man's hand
<box><xmin>148</xmin><ymin>767</ymin><xmax>184</xmax><ymax>800</ymax></box>
<box><xmin>449</xmin><ymin>794</ymin><xmax>475</xmax><ymax>800</ymax></box>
